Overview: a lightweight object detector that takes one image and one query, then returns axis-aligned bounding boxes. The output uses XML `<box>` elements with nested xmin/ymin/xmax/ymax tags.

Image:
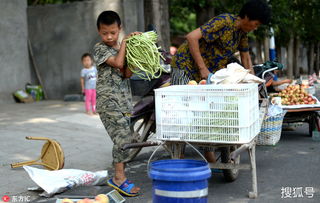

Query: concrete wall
<box><xmin>28</xmin><ymin>0</ymin><xmax>144</xmax><ymax>99</ymax></box>
<box><xmin>0</xmin><ymin>0</ymin><xmax>31</xmax><ymax>103</ymax></box>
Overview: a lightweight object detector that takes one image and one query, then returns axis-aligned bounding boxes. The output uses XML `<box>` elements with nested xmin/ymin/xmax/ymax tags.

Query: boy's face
<box><xmin>98</xmin><ymin>23</ymin><xmax>121</xmax><ymax>47</ymax></box>
<box><xmin>82</xmin><ymin>56</ymin><xmax>92</xmax><ymax>68</ymax></box>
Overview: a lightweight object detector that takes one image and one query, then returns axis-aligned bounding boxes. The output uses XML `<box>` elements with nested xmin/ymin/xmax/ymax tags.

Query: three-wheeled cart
<box><xmin>153</xmin><ymin>83</ymin><xmax>269</xmax><ymax>199</ymax></box>
<box><xmin>122</xmin><ymin>65</ymin><xmax>279</xmax><ymax>198</ymax></box>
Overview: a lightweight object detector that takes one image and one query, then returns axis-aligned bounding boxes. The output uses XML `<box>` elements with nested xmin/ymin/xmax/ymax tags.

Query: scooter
<box><xmin>125</xmin><ymin>50</ymin><xmax>171</xmax><ymax>162</ymax></box>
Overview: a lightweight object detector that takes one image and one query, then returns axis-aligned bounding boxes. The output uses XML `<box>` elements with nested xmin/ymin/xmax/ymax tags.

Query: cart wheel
<box><xmin>221</xmin><ymin>146</ymin><xmax>240</xmax><ymax>182</ymax></box>
<box><xmin>127</xmin><ymin>113</ymin><xmax>155</xmax><ymax>162</ymax></box>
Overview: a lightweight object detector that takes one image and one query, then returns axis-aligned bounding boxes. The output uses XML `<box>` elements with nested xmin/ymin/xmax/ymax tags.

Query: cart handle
<box><xmin>147</xmin><ymin>141</ymin><xmax>208</xmax><ymax>174</ymax></box>
<box><xmin>230</xmin><ymin>143</ymin><xmax>251</xmax><ymax>161</ymax></box>
<box><xmin>261</xmin><ymin>67</ymin><xmax>278</xmax><ymax>81</ymax></box>
<box><xmin>260</xmin><ymin>66</ymin><xmax>280</xmax><ymax>99</ymax></box>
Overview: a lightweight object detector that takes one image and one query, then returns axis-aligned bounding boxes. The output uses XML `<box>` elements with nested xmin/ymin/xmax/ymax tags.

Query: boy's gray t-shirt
<box><xmin>81</xmin><ymin>66</ymin><xmax>97</xmax><ymax>89</ymax></box>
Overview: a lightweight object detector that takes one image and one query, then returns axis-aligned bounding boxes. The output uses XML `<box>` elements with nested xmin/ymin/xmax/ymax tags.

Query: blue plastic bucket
<box><xmin>149</xmin><ymin>159</ymin><xmax>212</xmax><ymax>203</ymax></box>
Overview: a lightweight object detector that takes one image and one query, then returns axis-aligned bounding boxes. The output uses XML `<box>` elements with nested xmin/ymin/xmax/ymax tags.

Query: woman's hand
<box><xmin>199</xmin><ymin>67</ymin><xmax>211</xmax><ymax>79</ymax></box>
<box><xmin>240</xmin><ymin>51</ymin><xmax>254</xmax><ymax>74</ymax></box>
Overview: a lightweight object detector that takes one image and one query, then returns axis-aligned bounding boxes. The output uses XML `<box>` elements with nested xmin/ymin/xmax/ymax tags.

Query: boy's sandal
<box><xmin>107</xmin><ymin>178</ymin><xmax>139</xmax><ymax>197</ymax></box>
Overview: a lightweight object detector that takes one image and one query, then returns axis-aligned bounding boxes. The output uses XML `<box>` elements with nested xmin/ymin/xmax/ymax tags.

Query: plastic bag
<box><xmin>241</xmin><ymin>73</ymin><xmax>265</xmax><ymax>84</ymax></box>
<box><xmin>209</xmin><ymin>63</ymin><xmax>265</xmax><ymax>84</ymax></box>
<box><xmin>23</xmin><ymin>166</ymin><xmax>108</xmax><ymax>197</ymax></box>
<box><xmin>274</xmin><ymin>83</ymin><xmax>289</xmax><ymax>91</ymax></box>
<box><xmin>267</xmin><ymin>104</ymin><xmax>283</xmax><ymax>117</ymax></box>
<box><xmin>210</xmin><ymin>63</ymin><xmax>249</xmax><ymax>84</ymax></box>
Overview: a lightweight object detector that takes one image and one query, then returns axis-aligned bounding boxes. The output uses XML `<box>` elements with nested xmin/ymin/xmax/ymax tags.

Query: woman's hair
<box><xmin>239</xmin><ymin>0</ymin><xmax>271</xmax><ymax>25</ymax></box>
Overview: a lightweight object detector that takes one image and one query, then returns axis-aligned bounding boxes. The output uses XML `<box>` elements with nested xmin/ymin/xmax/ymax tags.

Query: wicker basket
<box><xmin>257</xmin><ymin>111</ymin><xmax>286</xmax><ymax>146</ymax></box>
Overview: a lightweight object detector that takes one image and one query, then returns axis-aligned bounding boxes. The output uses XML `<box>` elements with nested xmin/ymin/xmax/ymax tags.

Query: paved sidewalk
<box><xmin>1</xmin><ymin>101</ymin><xmax>320</xmax><ymax>203</ymax></box>
<box><xmin>0</xmin><ymin>101</ymin><xmax>105</xmax><ymax>195</ymax></box>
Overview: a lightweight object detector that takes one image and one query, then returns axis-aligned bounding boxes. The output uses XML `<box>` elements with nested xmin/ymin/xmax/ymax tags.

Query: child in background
<box><xmin>93</xmin><ymin>11</ymin><xmax>140</xmax><ymax>196</ymax></box>
<box><xmin>80</xmin><ymin>53</ymin><xmax>97</xmax><ymax>115</ymax></box>
<box><xmin>268</xmin><ymin>70</ymin><xmax>292</xmax><ymax>92</ymax></box>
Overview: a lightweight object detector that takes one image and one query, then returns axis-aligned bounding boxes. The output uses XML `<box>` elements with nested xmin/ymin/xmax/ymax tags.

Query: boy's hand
<box><xmin>124</xmin><ymin>32</ymin><xmax>142</xmax><ymax>40</ymax></box>
<box><xmin>124</xmin><ymin>67</ymin><xmax>133</xmax><ymax>78</ymax></box>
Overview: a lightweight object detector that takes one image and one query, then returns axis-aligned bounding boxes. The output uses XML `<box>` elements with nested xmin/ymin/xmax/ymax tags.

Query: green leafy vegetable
<box><xmin>125</xmin><ymin>31</ymin><xmax>166</xmax><ymax>80</ymax></box>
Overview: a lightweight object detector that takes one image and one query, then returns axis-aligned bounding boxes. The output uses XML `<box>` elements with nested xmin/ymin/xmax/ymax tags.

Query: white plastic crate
<box><xmin>155</xmin><ymin>84</ymin><xmax>260</xmax><ymax>144</ymax></box>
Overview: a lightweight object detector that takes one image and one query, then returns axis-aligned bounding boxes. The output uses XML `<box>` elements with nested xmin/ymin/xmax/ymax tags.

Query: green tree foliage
<box><xmin>169</xmin><ymin>4</ymin><xmax>196</xmax><ymax>36</ymax></box>
<box><xmin>169</xmin><ymin>0</ymin><xmax>320</xmax><ymax>47</ymax></box>
<box><xmin>169</xmin><ymin>0</ymin><xmax>269</xmax><ymax>39</ymax></box>
<box><xmin>270</xmin><ymin>0</ymin><xmax>307</xmax><ymax>46</ymax></box>
<box><xmin>269</xmin><ymin>0</ymin><xmax>320</xmax><ymax>46</ymax></box>
<box><xmin>169</xmin><ymin>0</ymin><xmax>245</xmax><ymax>35</ymax></box>
<box><xmin>28</xmin><ymin>0</ymin><xmax>82</xmax><ymax>5</ymax></box>
<box><xmin>169</xmin><ymin>0</ymin><xmax>198</xmax><ymax>35</ymax></box>
<box><xmin>297</xmin><ymin>0</ymin><xmax>320</xmax><ymax>43</ymax></box>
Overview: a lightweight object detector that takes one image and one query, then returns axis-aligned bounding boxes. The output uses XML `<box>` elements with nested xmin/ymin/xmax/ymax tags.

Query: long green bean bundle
<box><xmin>126</xmin><ymin>31</ymin><xmax>165</xmax><ymax>80</ymax></box>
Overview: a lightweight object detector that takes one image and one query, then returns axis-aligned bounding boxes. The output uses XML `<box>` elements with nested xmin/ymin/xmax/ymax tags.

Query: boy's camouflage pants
<box><xmin>99</xmin><ymin>111</ymin><xmax>132</xmax><ymax>163</ymax></box>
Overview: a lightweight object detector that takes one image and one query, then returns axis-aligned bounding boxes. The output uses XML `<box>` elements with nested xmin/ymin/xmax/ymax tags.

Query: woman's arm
<box><xmin>240</xmin><ymin>51</ymin><xmax>254</xmax><ymax>74</ymax></box>
<box><xmin>186</xmin><ymin>28</ymin><xmax>210</xmax><ymax>79</ymax></box>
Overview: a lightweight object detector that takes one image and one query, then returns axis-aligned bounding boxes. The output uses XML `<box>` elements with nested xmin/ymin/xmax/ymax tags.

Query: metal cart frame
<box><xmin>283</xmin><ymin>107</ymin><xmax>320</xmax><ymax>136</ymax></box>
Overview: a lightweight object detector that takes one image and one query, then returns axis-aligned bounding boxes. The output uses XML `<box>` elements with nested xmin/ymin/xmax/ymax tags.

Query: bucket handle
<box><xmin>147</xmin><ymin>140</ymin><xmax>208</xmax><ymax>173</ymax></box>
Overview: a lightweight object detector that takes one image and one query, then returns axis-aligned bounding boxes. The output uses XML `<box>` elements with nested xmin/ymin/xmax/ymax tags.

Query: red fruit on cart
<box><xmin>199</xmin><ymin>80</ymin><xmax>207</xmax><ymax>85</ymax></box>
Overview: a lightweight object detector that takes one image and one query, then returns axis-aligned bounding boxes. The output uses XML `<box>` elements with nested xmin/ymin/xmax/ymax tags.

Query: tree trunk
<box><xmin>287</xmin><ymin>36</ymin><xmax>294</xmax><ymax>79</ymax></box>
<box><xmin>315</xmin><ymin>41</ymin><xmax>320</xmax><ymax>76</ymax></box>
<box><xmin>195</xmin><ymin>2</ymin><xmax>215</xmax><ymax>26</ymax></box>
<box><xmin>263</xmin><ymin>37</ymin><xmax>269</xmax><ymax>62</ymax></box>
<box><xmin>308</xmin><ymin>42</ymin><xmax>315</xmax><ymax>74</ymax></box>
<box><xmin>276</xmin><ymin>45</ymin><xmax>281</xmax><ymax>62</ymax></box>
<box><xmin>256</xmin><ymin>39</ymin><xmax>263</xmax><ymax>64</ymax></box>
<box><xmin>293</xmin><ymin>37</ymin><xmax>300</xmax><ymax>77</ymax></box>
<box><xmin>143</xmin><ymin>0</ymin><xmax>170</xmax><ymax>50</ymax></box>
